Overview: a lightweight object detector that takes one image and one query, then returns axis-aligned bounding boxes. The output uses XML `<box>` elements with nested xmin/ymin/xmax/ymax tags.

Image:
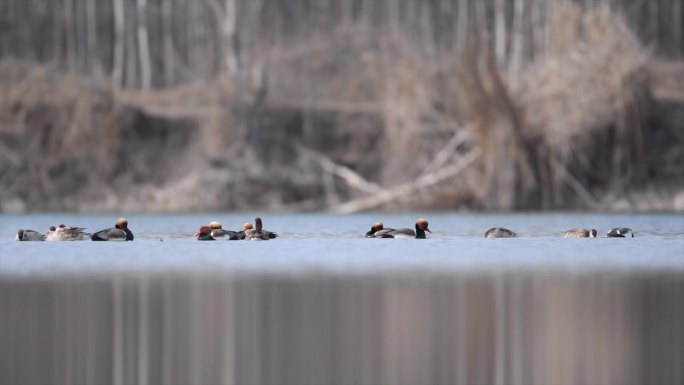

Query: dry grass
<box><xmin>1</xmin><ymin>4</ymin><xmax>682</xmax><ymax>212</ymax></box>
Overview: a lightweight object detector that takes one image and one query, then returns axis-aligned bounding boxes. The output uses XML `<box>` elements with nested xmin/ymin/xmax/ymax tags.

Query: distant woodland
<box><xmin>1</xmin><ymin>0</ymin><xmax>683</xmax><ymax>212</ymax></box>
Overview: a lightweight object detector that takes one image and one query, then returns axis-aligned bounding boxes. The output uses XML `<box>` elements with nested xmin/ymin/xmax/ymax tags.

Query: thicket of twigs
<box><xmin>0</xmin><ymin>3</ymin><xmax>682</xmax><ymax>212</ymax></box>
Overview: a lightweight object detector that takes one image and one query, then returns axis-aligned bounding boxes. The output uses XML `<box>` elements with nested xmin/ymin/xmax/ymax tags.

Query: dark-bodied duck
<box><xmin>244</xmin><ymin>217</ymin><xmax>277</xmax><ymax>240</ymax></box>
<box><xmin>484</xmin><ymin>227</ymin><xmax>517</xmax><ymax>238</ymax></box>
<box><xmin>16</xmin><ymin>229</ymin><xmax>45</xmax><ymax>241</ymax></box>
<box><xmin>46</xmin><ymin>224</ymin><xmax>90</xmax><ymax>241</ymax></box>
<box><xmin>91</xmin><ymin>218</ymin><xmax>134</xmax><ymax>241</ymax></box>
<box><xmin>377</xmin><ymin>218</ymin><xmax>431</xmax><ymax>239</ymax></box>
<box><xmin>196</xmin><ymin>225</ymin><xmax>216</xmax><ymax>241</ymax></box>
<box><xmin>365</xmin><ymin>222</ymin><xmax>396</xmax><ymax>238</ymax></box>
<box><xmin>607</xmin><ymin>227</ymin><xmax>634</xmax><ymax>238</ymax></box>
<box><xmin>208</xmin><ymin>221</ymin><xmax>241</xmax><ymax>240</ymax></box>
<box><xmin>564</xmin><ymin>228</ymin><xmax>597</xmax><ymax>238</ymax></box>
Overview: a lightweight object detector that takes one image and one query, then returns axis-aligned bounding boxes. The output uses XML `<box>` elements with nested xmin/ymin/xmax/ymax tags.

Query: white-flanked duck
<box><xmin>607</xmin><ymin>227</ymin><xmax>634</xmax><ymax>238</ymax></box>
<box><xmin>244</xmin><ymin>217</ymin><xmax>278</xmax><ymax>240</ymax></box>
<box><xmin>484</xmin><ymin>227</ymin><xmax>517</xmax><ymax>238</ymax></box>
<box><xmin>16</xmin><ymin>229</ymin><xmax>45</xmax><ymax>241</ymax></box>
<box><xmin>208</xmin><ymin>221</ymin><xmax>241</xmax><ymax>240</ymax></box>
<box><xmin>375</xmin><ymin>218</ymin><xmax>431</xmax><ymax>239</ymax></box>
<box><xmin>365</xmin><ymin>222</ymin><xmax>396</xmax><ymax>238</ymax></box>
<box><xmin>564</xmin><ymin>228</ymin><xmax>597</xmax><ymax>238</ymax></box>
<box><xmin>46</xmin><ymin>224</ymin><xmax>90</xmax><ymax>241</ymax></box>
<box><xmin>91</xmin><ymin>218</ymin><xmax>134</xmax><ymax>241</ymax></box>
<box><xmin>196</xmin><ymin>225</ymin><xmax>216</xmax><ymax>241</ymax></box>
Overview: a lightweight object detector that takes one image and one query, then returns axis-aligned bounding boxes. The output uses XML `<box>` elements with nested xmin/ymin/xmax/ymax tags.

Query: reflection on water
<box><xmin>1</xmin><ymin>213</ymin><xmax>683</xmax><ymax>385</ymax></box>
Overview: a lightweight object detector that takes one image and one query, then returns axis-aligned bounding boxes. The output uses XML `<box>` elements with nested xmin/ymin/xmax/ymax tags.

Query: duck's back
<box><xmin>484</xmin><ymin>227</ymin><xmax>517</xmax><ymax>238</ymax></box>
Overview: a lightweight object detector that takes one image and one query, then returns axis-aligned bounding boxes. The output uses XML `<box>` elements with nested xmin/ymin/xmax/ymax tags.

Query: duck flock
<box><xmin>15</xmin><ymin>216</ymin><xmax>635</xmax><ymax>241</ymax></box>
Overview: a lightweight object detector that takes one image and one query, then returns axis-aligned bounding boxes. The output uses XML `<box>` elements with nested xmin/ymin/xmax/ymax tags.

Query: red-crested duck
<box><xmin>377</xmin><ymin>218</ymin><xmax>431</xmax><ymax>239</ymax></box>
<box><xmin>365</xmin><ymin>222</ymin><xmax>396</xmax><ymax>238</ymax></box>
<box><xmin>208</xmin><ymin>221</ymin><xmax>241</xmax><ymax>240</ymax></box>
<box><xmin>91</xmin><ymin>218</ymin><xmax>134</xmax><ymax>241</ymax></box>
<box><xmin>196</xmin><ymin>225</ymin><xmax>216</xmax><ymax>241</ymax></box>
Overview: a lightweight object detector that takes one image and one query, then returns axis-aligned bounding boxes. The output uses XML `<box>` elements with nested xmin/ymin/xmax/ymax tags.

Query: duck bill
<box><xmin>426</xmin><ymin>228</ymin><xmax>432</xmax><ymax>233</ymax></box>
<box><xmin>195</xmin><ymin>231</ymin><xmax>200</xmax><ymax>237</ymax></box>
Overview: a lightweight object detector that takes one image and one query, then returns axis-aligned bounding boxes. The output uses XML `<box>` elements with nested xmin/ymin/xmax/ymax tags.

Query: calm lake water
<box><xmin>1</xmin><ymin>212</ymin><xmax>683</xmax><ymax>275</ymax></box>
<box><xmin>2</xmin><ymin>213</ymin><xmax>683</xmax><ymax>385</ymax></box>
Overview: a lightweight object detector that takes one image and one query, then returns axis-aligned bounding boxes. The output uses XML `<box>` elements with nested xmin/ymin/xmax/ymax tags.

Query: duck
<box><xmin>564</xmin><ymin>228</ymin><xmax>597</xmax><ymax>238</ymax></box>
<box><xmin>208</xmin><ymin>221</ymin><xmax>241</xmax><ymax>240</ymax></box>
<box><xmin>607</xmin><ymin>227</ymin><xmax>634</xmax><ymax>238</ymax></box>
<box><xmin>365</xmin><ymin>222</ymin><xmax>396</xmax><ymax>238</ymax></box>
<box><xmin>484</xmin><ymin>227</ymin><xmax>517</xmax><ymax>238</ymax></box>
<box><xmin>196</xmin><ymin>225</ymin><xmax>216</xmax><ymax>241</ymax></box>
<box><xmin>91</xmin><ymin>218</ymin><xmax>134</xmax><ymax>241</ymax></box>
<box><xmin>16</xmin><ymin>229</ymin><xmax>46</xmax><ymax>241</ymax></box>
<box><xmin>46</xmin><ymin>224</ymin><xmax>90</xmax><ymax>241</ymax></box>
<box><xmin>244</xmin><ymin>217</ymin><xmax>277</xmax><ymax>240</ymax></box>
<box><xmin>375</xmin><ymin>218</ymin><xmax>431</xmax><ymax>239</ymax></box>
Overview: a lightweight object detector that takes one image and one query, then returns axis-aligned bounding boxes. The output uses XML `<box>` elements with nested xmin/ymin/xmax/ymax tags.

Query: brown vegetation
<box><xmin>0</xmin><ymin>2</ymin><xmax>683</xmax><ymax>212</ymax></box>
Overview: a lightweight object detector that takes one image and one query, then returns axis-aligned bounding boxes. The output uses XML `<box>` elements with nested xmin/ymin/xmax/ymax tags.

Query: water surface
<box><xmin>2</xmin><ymin>213</ymin><xmax>682</xmax><ymax>276</ymax></box>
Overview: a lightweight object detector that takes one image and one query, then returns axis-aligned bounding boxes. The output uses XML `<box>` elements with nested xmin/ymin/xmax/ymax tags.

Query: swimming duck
<box><xmin>196</xmin><ymin>225</ymin><xmax>216</xmax><ymax>241</ymax></box>
<box><xmin>208</xmin><ymin>221</ymin><xmax>241</xmax><ymax>240</ymax></box>
<box><xmin>365</xmin><ymin>222</ymin><xmax>396</xmax><ymax>238</ymax></box>
<box><xmin>564</xmin><ymin>228</ymin><xmax>597</xmax><ymax>238</ymax></box>
<box><xmin>16</xmin><ymin>229</ymin><xmax>46</xmax><ymax>241</ymax></box>
<box><xmin>46</xmin><ymin>224</ymin><xmax>90</xmax><ymax>241</ymax></box>
<box><xmin>376</xmin><ymin>218</ymin><xmax>431</xmax><ymax>239</ymax></box>
<box><xmin>607</xmin><ymin>227</ymin><xmax>634</xmax><ymax>237</ymax></box>
<box><xmin>91</xmin><ymin>218</ymin><xmax>134</xmax><ymax>241</ymax></box>
<box><xmin>244</xmin><ymin>217</ymin><xmax>277</xmax><ymax>240</ymax></box>
<box><xmin>483</xmin><ymin>227</ymin><xmax>517</xmax><ymax>238</ymax></box>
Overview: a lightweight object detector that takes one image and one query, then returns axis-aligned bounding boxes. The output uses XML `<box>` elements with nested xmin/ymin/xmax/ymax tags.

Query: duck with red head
<box><xmin>365</xmin><ymin>222</ymin><xmax>396</xmax><ymax>238</ymax></box>
<box><xmin>196</xmin><ymin>225</ymin><xmax>216</xmax><ymax>241</ymax></box>
<box><xmin>91</xmin><ymin>218</ymin><xmax>134</xmax><ymax>241</ymax></box>
<box><xmin>377</xmin><ymin>218</ymin><xmax>431</xmax><ymax>239</ymax></box>
<box><xmin>208</xmin><ymin>221</ymin><xmax>242</xmax><ymax>240</ymax></box>
<box><xmin>244</xmin><ymin>217</ymin><xmax>278</xmax><ymax>240</ymax></box>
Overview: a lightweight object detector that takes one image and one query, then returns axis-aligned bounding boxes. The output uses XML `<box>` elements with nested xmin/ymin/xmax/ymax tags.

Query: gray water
<box><xmin>1</xmin><ymin>213</ymin><xmax>683</xmax><ymax>385</ymax></box>
<box><xmin>1</xmin><ymin>213</ymin><xmax>683</xmax><ymax>275</ymax></box>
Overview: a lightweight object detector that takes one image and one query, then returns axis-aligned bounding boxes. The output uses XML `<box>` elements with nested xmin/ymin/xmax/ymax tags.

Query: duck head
<box><xmin>115</xmin><ymin>218</ymin><xmax>129</xmax><ymax>230</ymax></box>
<box><xmin>416</xmin><ymin>218</ymin><xmax>431</xmax><ymax>233</ymax></box>
<box><xmin>366</xmin><ymin>222</ymin><xmax>384</xmax><ymax>237</ymax></box>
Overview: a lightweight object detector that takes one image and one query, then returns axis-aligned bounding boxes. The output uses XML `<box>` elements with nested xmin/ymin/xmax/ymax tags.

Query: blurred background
<box><xmin>1</xmin><ymin>0</ymin><xmax>683</xmax><ymax>213</ymax></box>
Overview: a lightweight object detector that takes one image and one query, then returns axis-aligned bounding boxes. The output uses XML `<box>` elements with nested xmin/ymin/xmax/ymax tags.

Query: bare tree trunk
<box><xmin>674</xmin><ymin>0</ymin><xmax>682</xmax><ymax>57</ymax></box>
<box><xmin>137</xmin><ymin>0</ymin><xmax>151</xmax><ymax>90</ymax></box>
<box><xmin>51</xmin><ymin>0</ymin><xmax>62</xmax><ymax>62</ymax></box>
<box><xmin>64</xmin><ymin>0</ymin><xmax>76</xmax><ymax>70</ymax></box>
<box><xmin>494</xmin><ymin>0</ymin><xmax>506</xmax><ymax>68</ymax></box>
<box><xmin>125</xmin><ymin>1</ymin><xmax>138</xmax><ymax>88</ymax></box>
<box><xmin>456</xmin><ymin>0</ymin><xmax>468</xmax><ymax>52</ymax></box>
<box><xmin>420</xmin><ymin>1</ymin><xmax>435</xmax><ymax>57</ymax></box>
<box><xmin>162</xmin><ymin>0</ymin><xmax>175</xmax><ymax>87</ymax></box>
<box><xmin>648</xmin><ymin>0</ymin><xmax>658</xmax><ymax>43</ymax></box>
<box><xmin>86</xmin><ymin>0</ymin><xmax>101</xmax><ymax>80</ymax></box>
<box><xmin>530</xmin><ymin>0</ymin><xmax>544</xmax><ymax>61</ymax></box>
<box><xmin>509</xmin><ymin>0</ymin><xmax>526</xmax><ymax>85</ymax></box>
<box><xmin>113</xmin><ymin>0</ymin><xmax>125</xmax><ymax>90</ymax></box>
<box><xmin>223</xmin><ymin>0</ymin><xmax>239</xmax><ymax>77</ymax></box>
